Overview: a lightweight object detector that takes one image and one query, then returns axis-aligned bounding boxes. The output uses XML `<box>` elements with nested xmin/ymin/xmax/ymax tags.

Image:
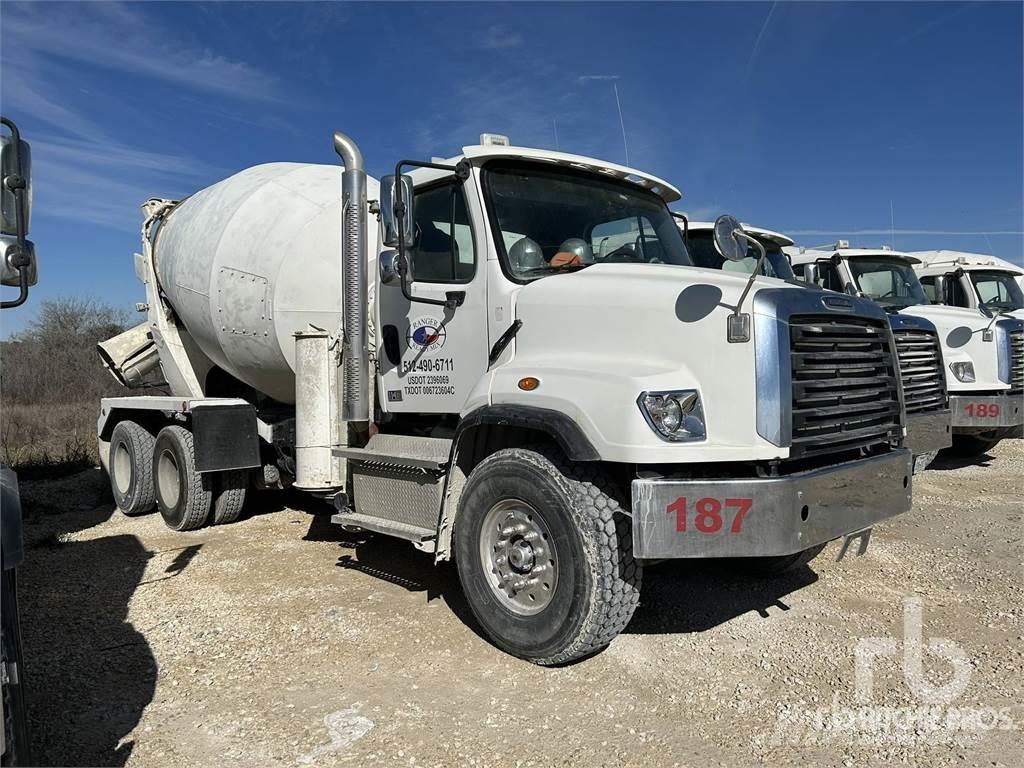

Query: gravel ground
<box><xmin>15</xmin><ymin>441</ymin><xmax>1023</xmax><ymax>767</ymax></box>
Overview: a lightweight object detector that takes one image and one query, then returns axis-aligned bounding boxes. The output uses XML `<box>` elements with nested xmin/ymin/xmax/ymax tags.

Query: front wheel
<box><xmin>454</xmin><ymin>447</ymin><xmax>641</xmax><ymax>665</ymax></box>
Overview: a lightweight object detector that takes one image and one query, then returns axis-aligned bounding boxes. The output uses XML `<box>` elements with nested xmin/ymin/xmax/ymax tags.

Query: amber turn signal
<box><xmin>517</xmin><ymin>377</ymin><xmax>540</xmax><ymax>391</ymax></box>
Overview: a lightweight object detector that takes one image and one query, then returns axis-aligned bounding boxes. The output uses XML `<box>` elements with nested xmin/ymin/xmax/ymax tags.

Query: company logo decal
<box><xmin>406</xmin><ymin>317</ymin><xmax>447</xmax><ymax>352</ymax></box>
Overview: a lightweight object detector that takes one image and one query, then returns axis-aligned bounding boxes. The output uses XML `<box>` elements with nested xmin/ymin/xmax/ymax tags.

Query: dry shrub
<box><xmin>1</xmin><ymin>297</ymin><xmax>136</xmax><ymax>474</ymax></box>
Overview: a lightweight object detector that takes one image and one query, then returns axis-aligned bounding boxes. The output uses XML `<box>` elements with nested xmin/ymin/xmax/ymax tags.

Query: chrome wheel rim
<box><xmin>479</xmin><ymin>498</ymin><xmax>557</xmax><ymax>615</ymax></box>
<box><xmin>157</xmin><ymin>449</ymin><xmax>181</xmax><ymax>509</ymax></box>
<box><xmin>113</xmin><ymin>441</ymin><xmax>132</xmax><ymax>495</ymax></box>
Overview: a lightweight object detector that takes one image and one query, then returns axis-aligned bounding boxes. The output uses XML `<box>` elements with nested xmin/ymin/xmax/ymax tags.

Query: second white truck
<box><xmin>789</xmin><ymin>245</ymin><xmax>1023</xmax><ymax>459</ymax></box>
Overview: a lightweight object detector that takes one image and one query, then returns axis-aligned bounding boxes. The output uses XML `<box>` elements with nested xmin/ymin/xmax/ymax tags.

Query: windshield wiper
<box><xmin>518</xmin><ymin>263</ymin><xmax>590</xmax><ymax>277</ymax></box>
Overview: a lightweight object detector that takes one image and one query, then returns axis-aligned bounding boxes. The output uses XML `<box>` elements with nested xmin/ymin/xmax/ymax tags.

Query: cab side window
<box><xmin>816</xmin><ymin>262</ymin><xmax>845</xmax><ymax>292</ymax></box>
<box><xmin>948</xmin><ymin>275</ymin><xmax>968</xmax><ymax>307</ymax></box>
<box><xmin>792</xmin><ymin>263</ymin><xmax>806</xmax><ymax>281</ymax></box>
<box><xmin>410</xmin><ymin>182</ymin><xmax>475</xmax><ymax>283</ymax></box>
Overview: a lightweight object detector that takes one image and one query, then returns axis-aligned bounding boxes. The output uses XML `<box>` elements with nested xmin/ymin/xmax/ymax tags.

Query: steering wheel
<box><xmin>597</xmin><ymin>245</ymin><xmax>644</xmax><ymax>264</ymax></box>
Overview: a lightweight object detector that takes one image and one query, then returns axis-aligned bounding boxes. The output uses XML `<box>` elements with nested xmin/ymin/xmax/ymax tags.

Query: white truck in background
<box><xmin>788</xmin><ymin>245</ymin><xmax>1023</xmax><ymax>459</ymax></box>
<box><xmin>679</xmin><ymin>221</ymin><xmax>951</xmax><ymax>472</ymax></box>
<box><xmin>96</xmin><ymin>132</ymin><xmax>914</xmax><ymax>664</ymax></box>
<box><xmin>911</xmin><ymin>250</ymin><xmax>1024</xmax><ymax>319</ymax></box>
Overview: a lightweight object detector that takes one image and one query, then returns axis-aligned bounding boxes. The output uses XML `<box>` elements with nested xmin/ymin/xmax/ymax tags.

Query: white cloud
<box><xmin>0</xmin><ymin>2</ymin><xmax>272</xmax><ymax>230</ymax></box>
<box><xmin>480</xmin><ymin>25</ymin><xmax>524</xmax><ymax>50</ymax></box>
<box><xmin>2</xmin><ymin>2</ymin><xmax>284</xmax><ymax>102</ymax></box>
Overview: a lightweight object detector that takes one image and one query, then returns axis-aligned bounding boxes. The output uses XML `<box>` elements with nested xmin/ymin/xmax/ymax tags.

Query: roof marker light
<box><xmin>480</xmin><ymin>133</ymin><xmax>510</xmax><ymax>146</ymax></box>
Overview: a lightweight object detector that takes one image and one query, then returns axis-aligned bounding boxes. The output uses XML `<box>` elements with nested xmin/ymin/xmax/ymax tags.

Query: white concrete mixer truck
<box><xmin>97</xmin><ymin>132</ymin><xmax>914</xmax><ymax>664</ymax></box>
<box><xmin>787</xmin><ymin>245</ymin><xmax>1024</xmax><ymax>459</ymax></box>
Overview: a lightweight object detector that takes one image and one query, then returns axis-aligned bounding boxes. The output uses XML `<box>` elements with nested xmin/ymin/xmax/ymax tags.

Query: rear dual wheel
<box><xmin>108</xmin><ymin>422</ymin><xmax>247</xmax><ymax>530</ymax></box>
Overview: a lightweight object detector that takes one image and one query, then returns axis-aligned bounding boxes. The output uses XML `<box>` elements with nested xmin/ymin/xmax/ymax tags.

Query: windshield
<box><xmin>685</xmin><ymin>229</ymin><xmax>795</xmax><ymax>279</ymax></box>
<box><xmin>969</xmin><ymin>270</ymin><xmax>1024</xmax><ymax>311</ymax></box>
<box><xmin>482</xmin><ymin>161</ymin><xmax>692</xmax><ymax>280</ymax></box>
<box><xmin>848</xmin><ymin>257</ymin><xmax>928</xmax><ymax>308</ymax></box>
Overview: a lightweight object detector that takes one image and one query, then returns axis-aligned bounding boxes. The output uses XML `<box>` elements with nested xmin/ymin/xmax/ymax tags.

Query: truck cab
<box><xmin>98</xmin><ymin>133</ymin><xmax>915</xmax><ymax>664</ymax></box>
<box><xmin>788</xmin><ymin>245</ymin><xmax>1023</xmax><ymax>458</ymax></box>
<box><xmin>911</xmin><ymin>250</ymin><xmax>1024</xmax><ymax>320</ymax></box>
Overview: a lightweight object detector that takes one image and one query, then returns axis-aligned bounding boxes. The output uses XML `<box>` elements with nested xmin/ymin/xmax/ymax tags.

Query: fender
<box><xmin>455</xmin><ymin>404</ymin><xmax>600</xmax><ymax>462</ymax></box>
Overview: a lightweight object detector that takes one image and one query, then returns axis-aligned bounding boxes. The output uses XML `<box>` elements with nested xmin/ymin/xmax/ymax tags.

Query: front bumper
<box><xmin>631</xmin><ymin>449</ymin><xmax>913</xmax><ymax>559</ymax></box>
<box><xmin>905</xmin><ymin>409</ymin><xmax>952</xmax><ymax>455</ymax></box>
<box><xmin>949</xmin><ymin>393</ymin><xmax>1023</xmax><ymax>430</ymax></box>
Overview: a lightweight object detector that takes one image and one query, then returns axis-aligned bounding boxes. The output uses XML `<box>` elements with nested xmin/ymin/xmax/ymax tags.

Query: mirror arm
<box><xmin>672</xmin><ymin>211</ymin><xmax>689</xmax><ymax>244</ymax></box>
<box><xmin>1</xmin><ymin>115</ymin><xmax>30</xmax><ymax>309</ymax></box>
<box><xmin>732</xmin><ymin>230</ymin><xmax>766</xmax><ymax>316</ymax></box>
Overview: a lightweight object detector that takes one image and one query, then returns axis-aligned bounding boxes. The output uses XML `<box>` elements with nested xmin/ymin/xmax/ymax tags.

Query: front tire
<box><xmin>454</xmin><ymin>447</ymin><xmax>641</xmax><ymax>665</ymax></box>
<box><xmin>153</xmin><ymin>426</ymin><xmax>212</xmax><ymax>532</ymax></box>
<box><xmin>108</xmin><ymin>420</ymin><xmax>156</xmax><ymax>516</ymax></box>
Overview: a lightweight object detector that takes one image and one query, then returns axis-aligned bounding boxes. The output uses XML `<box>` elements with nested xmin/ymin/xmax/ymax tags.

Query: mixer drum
<box><xmin>155</xmin><ymin>163</ymin><xmax>380</xmax><ymax>403</ymax></box>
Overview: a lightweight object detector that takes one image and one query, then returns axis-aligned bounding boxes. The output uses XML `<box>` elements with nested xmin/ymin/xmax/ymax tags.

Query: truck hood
<box><xmin>897</xmin><ymin>304</ymin><xmax>1009</xmax><ymax>392</ymax></box>
<box><xmin>497</xmin><ymin>263</ymin><xmax>888</xmax><ymax>463</ymax></box>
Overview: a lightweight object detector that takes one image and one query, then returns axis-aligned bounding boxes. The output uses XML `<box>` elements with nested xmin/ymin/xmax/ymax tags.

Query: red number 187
<box><xmin>666</xmin><ymin>497</ymin><xmax>753</xmax><ymax>534</ymax></box>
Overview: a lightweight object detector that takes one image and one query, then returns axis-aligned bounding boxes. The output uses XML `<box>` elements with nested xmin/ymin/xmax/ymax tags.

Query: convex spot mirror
<box><xmin>380</xmin><ymin>174</ymin><xmax>415</xmax><ymax>249</ymax></box>
<box><xmin>713</xmin><ymin>214</ymin><xmax>746</xmax><ymax>262</ymax></box>
<box><xmin>1</xmin><ymin>236</ymin><xmax>37</xmax><ymax>287</ymax></box>
<box><xmin>0</xmin><ymin>133</ymin><xmax>31</xmax><ymax>236</ymax></box>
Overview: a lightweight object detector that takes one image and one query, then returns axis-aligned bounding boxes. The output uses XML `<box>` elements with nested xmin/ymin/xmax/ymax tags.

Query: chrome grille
<box><xmin>892</xmin><ymin>328</ymin><xmax>947</xmax><ymax>414</ymax></box>
<box><xmin>1011</xmin><ymin>329</ymin><xmax>1024</xmax><ymax>395</ymax></box>
<box><xmin>789</xmin><ymin>315</ymin><xmax>902</xmax><ymax>459</ymax></box>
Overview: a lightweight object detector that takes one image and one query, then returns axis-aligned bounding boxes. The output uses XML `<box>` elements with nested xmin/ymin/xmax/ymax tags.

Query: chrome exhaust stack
<box><xmin>333</xmin><ymin>132</ymin><xmax>368</xmax><ymax>423</ymax></box>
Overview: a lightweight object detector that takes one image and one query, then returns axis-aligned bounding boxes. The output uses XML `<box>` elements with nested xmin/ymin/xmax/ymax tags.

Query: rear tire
<box><xmin>945</xmin><ymin>435</ymin><xmax>1000</xmax><ymax>458</ymax></box>
<box><xmin>912</xmin><ymin>449</ymin><xmax>939</xmax><ymax>474</ymax></box>
<box><xmin>731</xmin><ymin>543</ymin><xmax>827</xmax><ymax>577</ymax></box>
<box><xmin>211</xmin><ymin>470</ymin><xmax>248</xmax><ymax>525</ymax></box>
<box><xmin>454</xmin><ymin>447</ymin><xmax>641</xmax><ymax>665</ymax></box>
<box><xmin>153</xmin><ymin>426</ymin><xmax>212</xmax><ymax>532</ymax></box>
<box><xmin>108</xmin><ymin>420</ymin><xmax>156</xmax><ymax>516</ymax></box>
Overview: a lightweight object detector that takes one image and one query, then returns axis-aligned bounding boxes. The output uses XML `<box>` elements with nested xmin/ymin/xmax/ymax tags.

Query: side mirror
<box><xmin>805</xmin><ymin>263</ymin><xmax>820</xmax><ymax>286</ymax></box>
<box><xmin>933</xmin><ymin>275</ymin><xmax>947</xmax><ymax>305</ymax></box>
<box><xmin>713</xmin><ymin>214</ymin><xmax>746</xmax><ymax>262</ymax></box>
<box><xmin>380</xmin><ymin>174</ymin><xmax>415</xmax><ymax>249</ymax></box>
<box><xmin>1</xmin><ymin>129</ymin><xmax>31</xmax><ymax>237</ymax></box>
<box><xmin>1</xmin><ymin>116</ymin><xmax>34</xmax><ymax>309</ymax></box>
<box><xmin>1</xmin><ymin>236</ymin><xmax>36</xmax><ymax>287</ymax></box>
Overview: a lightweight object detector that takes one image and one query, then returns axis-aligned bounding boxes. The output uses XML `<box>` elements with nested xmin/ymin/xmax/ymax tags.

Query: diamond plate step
<box><xmin>332</xmin><ymin>434</ymin><xmax>451</xmax><ymax>470</ymax></box>
<box><xmin>331</xmin><ymin>512</ymin><xmax>435</xmax><ymax>543</ymax></box>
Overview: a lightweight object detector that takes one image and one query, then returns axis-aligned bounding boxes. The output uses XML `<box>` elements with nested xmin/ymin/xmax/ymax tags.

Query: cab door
<box><xmin>377</xmin><ymin>178</ymin><xmax>489</xmax><ymax>414</ymax></box>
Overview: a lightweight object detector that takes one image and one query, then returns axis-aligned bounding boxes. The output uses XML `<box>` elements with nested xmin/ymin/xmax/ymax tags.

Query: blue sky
<box><xmin>1</xmin><ymin>1</ymin><xmax>1021</xmax><ymax>334</ymax></box>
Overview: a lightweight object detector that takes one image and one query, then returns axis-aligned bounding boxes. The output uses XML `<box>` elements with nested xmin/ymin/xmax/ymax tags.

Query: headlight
<box><xmin>950</xmin><ymin>361</ymin><xmax>976</xmax><ymax>383</ymax></box>
<box><xmin>638</xmin><ymin>390</ymin><xmax>706</xmax><ymax>442</ymax></box>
